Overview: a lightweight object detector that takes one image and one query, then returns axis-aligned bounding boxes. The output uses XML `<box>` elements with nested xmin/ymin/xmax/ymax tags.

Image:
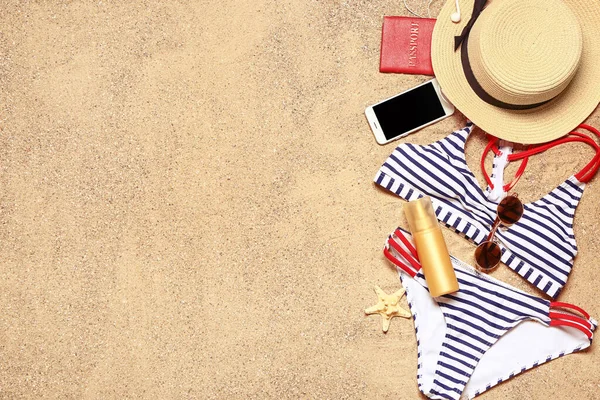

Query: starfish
<box><xmin>365</xmin><ymin>285</ymin><xmax>411</xmax><ymax>333</ymax></box>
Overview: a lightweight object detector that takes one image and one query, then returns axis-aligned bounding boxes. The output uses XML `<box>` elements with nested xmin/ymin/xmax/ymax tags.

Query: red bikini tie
<box><xmin>481</xmin><ymin>137</ymin><xmax>529</xmax><ymax>192</ymax></box>
<box><xmin>481</xmin><ymin>124</ymin><xmax>600</xmax><ymax>190</ymax></box>
<box><xmin>549</xmin><ymin>301</ymin><xmax>594</xmax><ymax>339</ymax></box>
<box><xmin>383</xmin><ymin>230</ymin><xmax>422</xmax><ymax>277</ymax></box>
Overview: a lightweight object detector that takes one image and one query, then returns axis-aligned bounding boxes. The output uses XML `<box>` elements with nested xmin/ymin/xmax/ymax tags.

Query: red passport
<box><xmin>379</xmin><ymin>16</ymin><xmax>436</xmax><ymax>75</ymax></box>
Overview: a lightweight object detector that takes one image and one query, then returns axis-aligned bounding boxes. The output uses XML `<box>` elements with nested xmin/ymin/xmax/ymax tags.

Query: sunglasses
<box><xmin>475</xmin><ymin>194</ymin><xmax>524</xmax><ymax>271</ymax></box>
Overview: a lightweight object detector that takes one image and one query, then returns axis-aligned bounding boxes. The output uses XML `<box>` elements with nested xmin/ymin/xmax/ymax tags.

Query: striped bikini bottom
<box><xmin>384</xmin><ymin>228</ymin><xmax>596</xmax><ymax>400</ymax></box>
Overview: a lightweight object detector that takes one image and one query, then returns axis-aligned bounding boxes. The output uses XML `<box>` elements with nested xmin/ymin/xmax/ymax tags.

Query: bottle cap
<box><xmin>404</xmin><ymin>197</ymin><xmax>438</xmax><ymax>233</ymax></box>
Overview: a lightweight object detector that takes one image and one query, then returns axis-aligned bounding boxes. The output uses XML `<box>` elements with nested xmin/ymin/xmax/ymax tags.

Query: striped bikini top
<box><xmin>374</xmin><ymin>123</ymin><xmax>600</xmax><ymax>298</ymax></box>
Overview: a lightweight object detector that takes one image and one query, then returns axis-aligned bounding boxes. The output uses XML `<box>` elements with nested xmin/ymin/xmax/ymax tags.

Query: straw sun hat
<box><xmin>431</xmin><ymin>0</ymin><xmax>600</xmax><ymax>144</ymax></box>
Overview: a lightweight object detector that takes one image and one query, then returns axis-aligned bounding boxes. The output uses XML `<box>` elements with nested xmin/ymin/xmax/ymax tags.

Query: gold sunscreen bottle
<box><xmin>404</xmin><ymin>197</ymin><xmax>459</xmax><ymax>297</ymax></box>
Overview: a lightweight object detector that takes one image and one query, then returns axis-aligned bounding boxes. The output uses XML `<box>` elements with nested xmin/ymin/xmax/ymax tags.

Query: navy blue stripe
<box><xmin>429</xmin><ymin>389</ymin><xmax>455</xmax><ymax>400</ymax></box>
<box><xmin>514</xmin><ymin>261</ymin><xmax>524</xmax><ymax>273</ymax></box>
<box><xmin>437</xmin><ymin>371</ymin><xmax>466</xmax><ymax>386</ymax></box>
<box><xmin>444</xmin><ymin>293</ymin><xmax>519</xmax><ymax>324</ymax></box>
<box><xmin>543</xmin><ymin>281</ymin><xmax>553</xmax><ymax>293</ymax></box>
<box><xmin>382</xmin><ymin>158</ymin><xmax>492</xmax><ymax>228</ymax></box>
<box><xmin>556</xmin><ymin>184</ymin><xmax>581</xmax><ymax>201</ymax></box>
<box><xmin>398</xmin><ymin>146</ymin><xmax>495</xmax><ymax>225</ymax></box>
<box><xmin>453</xmin><ymin>273</ymin><xmax>548</xmax><ymax>314</ymax></box>
<box><xmin>433</xmin><ymin>379</ymin><xmax>463</xmax><ymax>395</ymax></box>
<box><xmin>498</xmin><ymin>235</ymin><xmax>568</xmax><ymax>285</ymax></box>
<box><xmin>506</xmin><ymin>254</ymin><xmax>516</xmax><ymax>265</ymax></box>
<box><xmin>437</xmin><ymin>140</ymin><xmax>494</xmax><ymax>202</ymax></box>
<box><xmin>437</xmin><ymin>361</ymin><xmax>471</xmax><ymax>378</ymax></box>
<box><xmin>452</xmin><ymin>217</ymin><xmax>461</xmax><ymax>229</ymax></box>
<box><xmin>383</xmin><ymin>156</ymin><xmax>455</xmax><ymax>199</ymax></box>
<box><xmin>522</xmin><ymin>206</ymin><xmax>575</xmax><ymax>239</ymax></box>
<box><xmin>536</xmin><ymin>198</ymin><xmax>574</xmax><ymax>220</ymax></box>
<box><xmin>419</xmin><ymin>144</ymin><xmax>496</xmax><ymax>214</ymax></box>
<box><xmin>381</xmin><ymin>161</ymin><xmax>434</xmax><ymax>201</ymax></box>
<box><xmin>439</xmin><ymin>302</ymin><xmax>510</xmax><ymax>331</ymax></box>
<box><xmin>510</xmin><ymin>220</ymin><xmax>577</xmax><ymax>258</ymax></box>
<box><xmin>464</xmin><ymin>221</ymin><xmax>473</xmax><ymax>234</ymax></box>
<box><xmin>533</xmin><ymin>275</ymin><xmax>542</xmax><ymax>287</ymax></box>
<box><xmin>502</xmin><ymin>229</ymin><xmax>572</xmax><ymax>274</ymax></box>
<box><xmin>376</xmin><ymin>172</ymin><xmax>384</xmax><ymax>185</ymax></box>
<box><xmin>405</xmin><ymin>144</ymin><xmax>497</xmax><ymax>221</ymax></box>
<box><xmin>446</xmin><ymin>334</ymin><xmax>485</xmax><ymax>354</ymax></box>
<box><xmin>442</xmin><ymin>342</ymin><xmax>481</xmax><ymax>361</ymax></box>
<box><xmin>548</xmin><ymin>191</ymin><xmax>575</xmax><ymax>208</ymax></box>
<box><xmin>524</xmin><ymin>268</ymin><xmax>533</xmax><ymax>280</ymax></box>
<box><xmin>444</xmin><ymin>135</ymin><xmax>465</xmax><ymax>153</ymax></box>
<box><xmin>508</xmin><ymin>209</ymin><xmax>576</xmax><ymax>254</ymax></box>
<box><xmin>453</xmin><ymin>129</ymin><xmax>468</xmax><ymax>142</ymax></box>
<box><xmin>454</xmin><ymin>265</ymin><xmax>548</xmax><ymax>305</ymax></box>
<box><xmin>455</xmin><ymin>271</ymin><xmax>544</xmax><ymax>312</ymax></box>
<box><xmin>436</xmin><ymin>140</ymin><xmax>469</xmax><ymax>166</ymax></box>
<box><xmin>421</xmin><ymin>145</ymin><xmax>474</xmax><ymax>183</ymax></box>
<box><xmin>385</xmin><ymin>178</ymin><xmax>393</xmax><ymax>190</ymax></box>
<box><xmin>443</xmin><ymin>313</ymin><xmax>500</xmax><ymax>339</ymax></box>
<box><xmin>553</xmin><ymin>287</ymin><xmax>562</xmax><ymax>299</ymax></box>
<box><xmin>565</xmin><ymin>178</ymin><xmax>583</xmax><ymax>192</ymax></box>
<box><xmin>392</xmin><ymin>181</ymin><xmax>403</xmax><ymax>196</ymax></box>
<box><xmin>447</xmin><ymin>324</ymin><xmax>493</xmax><ymax>347</ymax></box>
<box><xmin>440</xmin><ymin>351</ymin><xmax>475</xmax><ymax>370</ymax></box>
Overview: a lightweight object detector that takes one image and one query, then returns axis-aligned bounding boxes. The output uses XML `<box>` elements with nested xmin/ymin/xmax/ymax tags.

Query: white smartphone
<box><xmin>365</xmin><ymin>78</ymin><xmax>455</xmax><ymax>145</ymax></box>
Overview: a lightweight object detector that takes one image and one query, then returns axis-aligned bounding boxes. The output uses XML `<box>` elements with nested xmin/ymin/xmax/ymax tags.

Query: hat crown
<box><xmin>468</xmin><ymin>0</ymin><xmax>582</xmax><ymax>106</ymax></box>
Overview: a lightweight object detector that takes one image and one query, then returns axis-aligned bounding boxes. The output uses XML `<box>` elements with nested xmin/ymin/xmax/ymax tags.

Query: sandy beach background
<box><xmin>1</xmin><ymin>0</ymin><xmax>599</xmax><ymax>398</ymax></box>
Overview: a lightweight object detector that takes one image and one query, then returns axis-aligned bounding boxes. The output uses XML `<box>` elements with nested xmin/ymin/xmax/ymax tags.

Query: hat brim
<box><xmin>431</xmin><ymin>0</ymin><xmax>600</xmax><ymax>144</ymax></box>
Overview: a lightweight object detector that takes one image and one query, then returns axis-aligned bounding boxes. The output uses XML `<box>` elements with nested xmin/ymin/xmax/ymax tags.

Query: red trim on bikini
<box><xmin>481</xmin><ymin>124</ymin><xmax>600</xmax><ymax>190</ymax></box>
<box><xmin>383</xmin><ymin>246</ymin><xmax>417</xmax><ymax>277</ymax></box>
<box><xmin>394</xmin><ymin>228</ymin><xmax>419</xmax><ymax>259</ymax></box>
<box><xmin>550</xmin><ymin>301</ymin><xmax>590</xmax><ymax>319</ymax></box>
<box><xmin>481</xmin><ymin>136</ymin><xmax>529</xmax><ymax>191</ymax></box>
<box><xmin>548</xmin><ymin>301</ymin><xmax>594</xmax><ymax>339</ymax></box>
<box><xmin>549</xmin><ymin>320</ymin><xmax>593</xmax><ymax>339</ymax></box>
<box><xmin>383</xmin><ymin>230</ymin><xmax>423</xmax><ymax>277</ymax></box>
<box><xmin>548</xmin><ymin>312</ymin><xmax>592</xmax><ymax>330</ymax></box>
<box><xmin>388</xmin><ymin>237</ymin><xmax>421</xmax><ymax>272</ymax></box>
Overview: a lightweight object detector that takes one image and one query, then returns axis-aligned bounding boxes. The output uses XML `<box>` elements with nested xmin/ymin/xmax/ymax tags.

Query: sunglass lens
<box><xmin>497</xmin><ymin>195</ymin><xmax>523</xmax><ymax>225</ymax></box>
<box><xmin>475</xmin><ymin>241</ymin><xmax>502</xmax><ymax>271</ymax></box>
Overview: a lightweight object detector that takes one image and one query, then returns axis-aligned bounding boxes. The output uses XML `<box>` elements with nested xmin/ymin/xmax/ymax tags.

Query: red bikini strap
<box><xmin>549</xmin><ymin>301</ymin><xmax>594</xmax><ymax>339</ymax></box>
<box><xmin>383</xmin><ymin>229</ymin><xmax>422</xmax><ymax>277</ymax></box>
<box><xmin>575</xmin><ymin>124</ymin><xmax>600</xmax><ymax>182</ymax></box>
<box><xmin>481</xmin><ymin>136</ymin><xmax>529</xmax><ymax>191</ymax></box>
<box><xmin>548</xmin><ymin>311</ymin><xmax>592</xmax><ymax>330</ymax></box>
<box><xmin>550</xmin><ymin>301</ymin><xmax>590</xmax><ymax>319</ymax></box>
<box><xmin>549</xmin><ymin>320</ymin><xmax>593</xmax><ymax>339</ymax></box>
<box><xmin>383</xmin><ymin>246</ymin><xmax>417</xmax><ymax>277</ymax></box>
<box><xmin>388</xmin><ymin>237</ymin><xmax>421</xmax><ymax>272</ymax></box>
<box><xmin>394</xmin><ymin>228</ymin><xmax>418</xmax><ymax>259</ymax></box>
<box><xmin>507</xmin><ymin>124</ymin><xmax>600</xmax><ymax>183</ymax></box>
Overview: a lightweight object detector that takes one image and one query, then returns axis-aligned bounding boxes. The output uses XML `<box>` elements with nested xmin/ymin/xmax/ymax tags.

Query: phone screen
<box><xmin>373</xmin><ymin>82</ymin><xmax>446</xmax><ymax>140</ymax></box>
